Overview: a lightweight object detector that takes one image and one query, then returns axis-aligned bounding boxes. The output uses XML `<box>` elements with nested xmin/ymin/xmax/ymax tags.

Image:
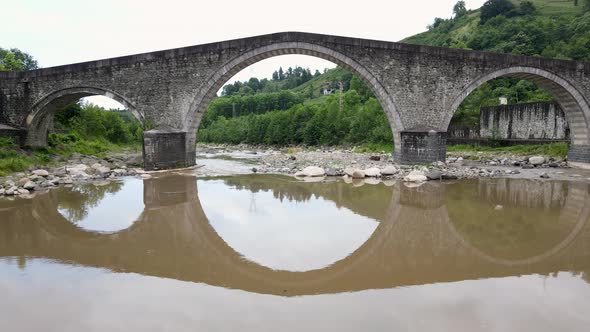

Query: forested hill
<box><xmin>198</xmin><ymin>66</ymin><xmax>392</xmax><ymax>146</ymax></box>
<box><xmin>403</xmin><ymin>0</ymin><xmax>590</xmax><ymax>61</ymax></box>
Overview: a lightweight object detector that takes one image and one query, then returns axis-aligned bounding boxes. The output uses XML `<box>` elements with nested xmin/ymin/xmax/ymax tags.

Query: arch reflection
<box><xmin>0</xmin><ymin>174</ymin><xmax>588</xmax><ymax>296</ymax></box>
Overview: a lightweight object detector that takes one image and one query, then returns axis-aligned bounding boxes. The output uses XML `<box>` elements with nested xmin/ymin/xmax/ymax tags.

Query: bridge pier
<box><xmin>568</xmin><ymin>145</ymin><xmax>590</xmax><ymax>169</ymax></box>
<box><xmin>142</xmin><ymin>126</ymin><xmax>195</xmax><ymax>171</ymax></box>
<box><xmin>394</xmin><ymin>128</ymin><xmax>447</xmax><ymax>165</ymax></box>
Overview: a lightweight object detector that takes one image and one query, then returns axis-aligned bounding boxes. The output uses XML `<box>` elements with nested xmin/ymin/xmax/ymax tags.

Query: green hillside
<box><xmin>404</xmin><ymin>0</ymin><xmax>589</xmax><ymax>61</ymax></box>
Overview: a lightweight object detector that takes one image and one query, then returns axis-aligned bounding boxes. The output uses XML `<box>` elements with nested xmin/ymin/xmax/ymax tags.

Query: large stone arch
<box><xmin>25</xmin><ymin>86</ymin><xmax>142</xmax><ymax>146</ymax></box>
<box><xmin>444</xmin><ymin>66</ymin><xmax>590</xmax><ymax>164</ymax></box>
<box><xmin>182</xmin><ymin>42</ymin><xmax>403</xmax><ymax>158</ymax></box>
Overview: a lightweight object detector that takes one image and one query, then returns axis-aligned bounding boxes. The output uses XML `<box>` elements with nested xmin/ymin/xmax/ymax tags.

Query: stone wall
<box><xmin>480</xmin><ymin>102</ymin><xmax>569</xmax><ymax>140</ymax></box>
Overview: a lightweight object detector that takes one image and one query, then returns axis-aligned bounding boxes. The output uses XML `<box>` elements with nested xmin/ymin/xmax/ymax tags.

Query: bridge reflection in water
<box><xmin>1</xmin><ymin>174</ymin><xmax>589</xmax><ymax>296</ymax></box>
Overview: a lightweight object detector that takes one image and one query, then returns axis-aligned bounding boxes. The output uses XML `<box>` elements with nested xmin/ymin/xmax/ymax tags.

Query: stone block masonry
<box><xmin>143</xmin><ymin>127</ymin><xmax>191</xmax><ymax>171</ymax></box>
<box><xmin>480</xmin><ymin>102</ymin><xmax>569</xmax><ymax>140</ymax></box>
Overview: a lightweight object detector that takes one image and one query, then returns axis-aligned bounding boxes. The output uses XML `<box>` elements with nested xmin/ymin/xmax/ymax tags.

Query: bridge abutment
<box><xmin>142</xmin><ymin>127</ymin><xmax>195</xmax><ymax>171</ymax></box>
<box><xmin>394</xmin><ymin>129</ymin><xmax>447</xmax><ymax>165</ymax></box>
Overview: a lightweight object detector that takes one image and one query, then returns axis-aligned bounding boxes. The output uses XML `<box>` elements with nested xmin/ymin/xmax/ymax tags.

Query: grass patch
<box><xmin>447</xmin><ymin>142</ymin><xmax>569</xmax><ymax>158</ymax></box>
<box><xmin>0</xmin><ymin>134</ymin><xmax>140</xmax><ymax>177</ymax></box>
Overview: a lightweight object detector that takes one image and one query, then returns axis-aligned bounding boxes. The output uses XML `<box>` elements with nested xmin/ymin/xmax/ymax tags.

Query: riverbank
<box><xmin>2</xmin><ymin>142</ymin><xmax>590</xmax><ymax>198</ymax></box>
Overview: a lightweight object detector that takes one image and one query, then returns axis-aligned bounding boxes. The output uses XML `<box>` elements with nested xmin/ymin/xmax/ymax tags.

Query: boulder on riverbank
<box><xmin>302</xmin><ymin>166</ymin><xmax>325</xmax><ymax>177</ymax></box>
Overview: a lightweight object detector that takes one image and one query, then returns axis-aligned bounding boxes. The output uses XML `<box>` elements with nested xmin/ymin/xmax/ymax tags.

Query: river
<box><xmin>0</xmin><ymin>155</ymin><xmax>589</xmax><ymax>331</ymax></box>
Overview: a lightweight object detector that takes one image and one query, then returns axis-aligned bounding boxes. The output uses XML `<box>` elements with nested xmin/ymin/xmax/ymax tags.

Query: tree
<box><xmin>278</xmin><ymin>67</ymin><xmax>285</xmax><ymax>80</ymax></box>
<box><xmin>453</xmin><ymin>1</ymin><xmax>468</xmax><ymax>18</ymax></box>
<box><xmin>480</xmin><ymin>0</ymin><xmax>515</xmax><ymax>24</ymax></box>
<box><xmin>428</xmin><ymin>17</ymin><xmax>445</xmax><ymax>30</ymax></box>
<box><xmin>0</xmin><ymin>47</ymin><xmax>38</xmax><ymax>71</ymax></box>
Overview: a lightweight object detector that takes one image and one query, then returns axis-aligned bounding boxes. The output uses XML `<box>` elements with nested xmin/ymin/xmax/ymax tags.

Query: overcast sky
<box><xmin>1</xmin><ymin>0</ymin><xmax>486</xmax><ymax>108</ymax></box>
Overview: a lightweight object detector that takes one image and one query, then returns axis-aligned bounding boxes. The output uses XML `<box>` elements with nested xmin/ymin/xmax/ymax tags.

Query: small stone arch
<box><xmin>183</xmin><ymin>41</ymin><xmax>403</xmax><ymax>154</ymax></box>
<box><xmin>26</xmin><ymin>86</ymin><xmax>142</xmax><ymax>146</ymax></box>
<box><xmin>445</xmin><ymin>66</ymin><xmax>590</xmax><ymax>146</ymax></box>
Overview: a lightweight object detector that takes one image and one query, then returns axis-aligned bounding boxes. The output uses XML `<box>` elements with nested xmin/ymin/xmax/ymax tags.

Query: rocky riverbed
<box><xmin>0</xmin><ymin>151</ymin><xmax>147</xmax><ymax>199</ymax></box>
<box><xmin>196</xmin><ymin>144</ymin><xmax>590</xmax><ymax>183</ymax></box>
<box><xmin>2</xmin><ymin>144</ymin><xmax>590</xmax><ymax>198</ymax></box>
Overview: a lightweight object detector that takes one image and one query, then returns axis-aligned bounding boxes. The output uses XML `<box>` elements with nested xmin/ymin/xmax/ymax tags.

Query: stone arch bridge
<box><xmin>1</xmin><ymin>32</ymin><xmax>589</xmax><ymax>170</ymax></box>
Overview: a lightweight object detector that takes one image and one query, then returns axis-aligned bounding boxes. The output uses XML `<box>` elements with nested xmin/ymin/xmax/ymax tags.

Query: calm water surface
<box><xmin>1</xmin><ymin>174</ymin><xmax>589</xmax><ymax>331</ymax></box>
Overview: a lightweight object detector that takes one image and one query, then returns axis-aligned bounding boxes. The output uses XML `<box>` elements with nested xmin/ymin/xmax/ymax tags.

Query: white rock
<box><xmin>18</xmin><ymin>177</ymin><xmax>30</xmax><ymax>186</ymax></box>
<box><xmin>140</xmin><ymin>174</ymin><xmax>152</xmax><ymax>179</ymax></box>
<box><xmin>17</xmin><ymin>188</ymin><xmax>30</xmax><ymax>195</ymax></box>
<box><xmin>302</xmin><ymin>166</ymin><xmax>325</xmax><ymax>177</ymax></box>
<box><xmin>403</xmin><ymin>170</ymin><xmax>427</xmax><ymax>183</ymax></box>
<box><xmin>95</xmin><ymin>166</ymin><xmax>111</xmax><ymax>175</ymax></box>
<box><xmin>529</xmin><ymin>156</ymin><xmax>545</xmax><ymax>165</ymax></box>
<box><xmin>23</xmin><ymin>181</ymin><xmax>36</xmax><ymax>190</ymax></box>
<box><xmin>5</xmin><ymin>186</ymin><xmax>17</xmax><ymax>195</ymax></box>
<box><xmin>70</xmin><ymin>164</ymin><xmax>89</xmax><ymax>171</ymax></box>
<box><xmin>363</xmin><ymin>167</ymin><xmax>381</xmax><ymax>177</ymax></box>
<box><xmin>0</xmin><ymin>188</ymin><xmax>5</xmax><ymax>195</ymax></box>
<box><xmin>294</xmin><ymin>171</ymin><xmax>305</xmax><ymax>177</ymax></box>
<box><xmin>344</xmin><ymin>167</ymin><xmax>356</xmax><ymax>177</ymax></box>
<box><xmin>32</xmin><ymin>169</ymin><xmax>49</xmax><ymax>177</ymax></box>
<box><xmin>381</xmin><ymin>166</ymin><xmax>398</xmax><ymax>176</ymax></box>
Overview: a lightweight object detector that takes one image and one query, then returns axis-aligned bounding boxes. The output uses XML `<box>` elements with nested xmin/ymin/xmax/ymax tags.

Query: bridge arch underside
<box><xmin>447</xmin><ymin>67</ymin><xmax>590</xmax><ymax>165</ymax></box>
<box><xmin>26</xmin><ymin>87</ymin><xmax>141</xmax><ymax>147</ymax></box>
<box><xmin>175</xmin><ymin>43</ymin><xmax>403</xmax><ymax>167</ymax></box>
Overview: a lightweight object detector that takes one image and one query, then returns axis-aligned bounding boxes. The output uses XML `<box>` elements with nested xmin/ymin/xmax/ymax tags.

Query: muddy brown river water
<box><xmin>1</xmin><ymin>170</ymin><xmax>590</xmax><ymax>331</ymax></box>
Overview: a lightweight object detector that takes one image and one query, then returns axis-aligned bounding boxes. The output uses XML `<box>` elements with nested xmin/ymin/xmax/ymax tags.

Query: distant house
<box><xmin>322</xmin><ymin>88</ymin><xmax>334</xmax><ymax>95</ymax></box>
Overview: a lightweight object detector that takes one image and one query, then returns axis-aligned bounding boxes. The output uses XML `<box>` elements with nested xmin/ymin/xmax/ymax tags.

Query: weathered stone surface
<box><xmin>32</xmin><ymin>169</ymin><xmax>49</xmax><ymax>177</ymax></box>
<box><xmin>363</xmin><ymin>167</ymin><xmax>381</xmax><ymax>177</ymax></box>
<box><xmin>381</xmin><ymin>166</ymin><xmax>399</xmax><ymax>176</ymax></box>
<box><xmin>23</xmin><ymin>181</ymin><xmax>36</xmax><ymax>190</ymax></box>
<box><xmin>344</xmin><ymin>167</ymin><xmax>356</xmax><ymax>177</ymax></box>
<box><xmin>403</xmin><ymin>170</ymin><xmax>427</xmax><ymax>183</ymax></box>
<box><xmin>302</xmin><ymin>166</ymin><xmax>325</xmax><ymax>177</ymax></box>
<box><xmin>529</xmin><ymin>156</ymin><xmax>546</xmax><ymax>165</ymax></box>
<box><xmin>426</xmin><ymin>171</ymin><xmax>442</xmax><ymax>180</ymax></box>
<box><xmin>325</xmin><ymin>168</ymin><xmax>339</xmax><ymax>177</ymax></box>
